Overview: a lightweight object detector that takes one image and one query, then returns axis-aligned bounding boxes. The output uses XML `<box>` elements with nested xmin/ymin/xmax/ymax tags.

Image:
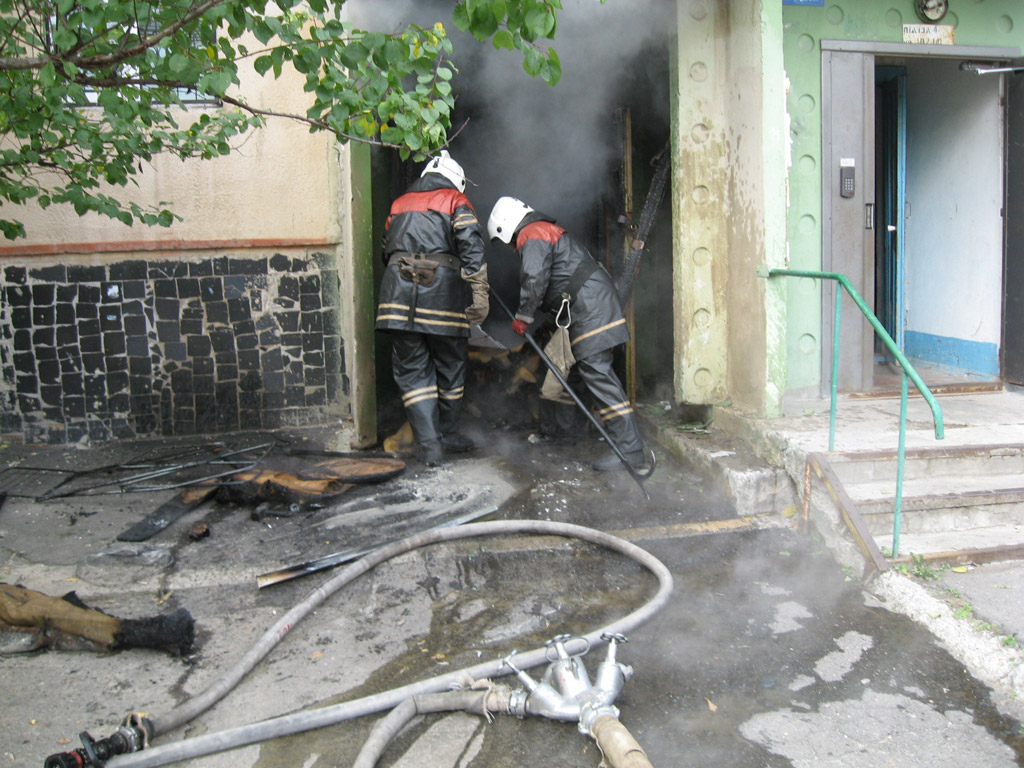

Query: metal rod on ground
<box><xmin>255</xmin><ymin>504</ymin><xmax>499</xmax><ymax>588</ymax></box>
<box><xmin>488</xmin><ymin>290</ymin><xmax>650</xmax><ymax>500</ymax></box>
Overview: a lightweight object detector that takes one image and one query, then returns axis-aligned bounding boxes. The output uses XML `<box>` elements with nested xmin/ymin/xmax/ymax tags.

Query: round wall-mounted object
<box><xmin>915</xmin><ymin>0</ymin><xmax>949</xmax><ymax>23</ymax></box>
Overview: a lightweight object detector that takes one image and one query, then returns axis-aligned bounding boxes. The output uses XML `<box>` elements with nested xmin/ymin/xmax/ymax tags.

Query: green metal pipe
<box><xmin>767</xmin><ymin>268</ymin><xmax>945</xmax><ymax>440</ymax></box>
<box><xmin>765</xmin><ymin>267</ymin><xmax>945</xmax><ymax>560</ymax></box>
<box><xmin>830</xmin><ymin>286</ymin><xmax>841</xmax><ymax>451</ymax></box>
<box><xmin>894</xmin><ymin>372</ymin><xmax>908</xmax><ymax>558</ymax></box>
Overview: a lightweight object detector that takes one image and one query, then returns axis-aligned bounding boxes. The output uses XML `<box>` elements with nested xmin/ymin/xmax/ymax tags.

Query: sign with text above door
<box><xmin>903</xmin><ymin>24</ymin><xmax>955</xmax><ymax>45</ymax></box>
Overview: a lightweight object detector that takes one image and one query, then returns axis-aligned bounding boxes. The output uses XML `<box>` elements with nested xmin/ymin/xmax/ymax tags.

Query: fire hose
<box><xmin>45</xmin><ymin>519</ymin><xmax>673</xmax><ymax>768</ymax></box>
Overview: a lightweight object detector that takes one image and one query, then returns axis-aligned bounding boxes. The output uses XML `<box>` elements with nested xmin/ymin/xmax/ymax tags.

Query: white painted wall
<box><xmin>904</xmin><ymin>58</ymin><xmax>1003</xmax><ymax>345</ymax></box>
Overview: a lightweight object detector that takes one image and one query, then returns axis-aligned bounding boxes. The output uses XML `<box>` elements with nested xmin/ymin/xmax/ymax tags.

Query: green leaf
<box><xmin>383</xmin><ymin>38</ymin><xmax>408</xmax><ymax>65</ymax></box>
<box><xmin>470</xmin><ymin>0</ymin><xmax>493</xmax><ymax>23</ymax></box>
<box><xmin>254</xmin><ymin>55</ymin><xmax>274</xmax><ymax>76</ymax></box>
<box><xmin>340</xmin><ymin>41</ymin><xmax>369</xmax><ymax>69</ymax></box>
<box><xmin>202</xmin><ymin>69</ymin><xmax>234</xmax><ymax>95</ymax></box>
<box><xmin>38</xmin><ymin>62</ymin><xmax>56</xmax><ymax>88</ymax></box>
<box><xmin>522</xmin><ymin>46</ymin><xmax>542</xmax><ymax>77</ymax></box>
<box><xmin>253</xmin><ymin>20</ymin><xmax>276</xmax><ymax>44</ymax></box>
<box><xmin>381</xmin><ymin>125</ymin><xmax>404</xmax><ymax>144</ymax></box>
<box><xmin>0</xmin><ymin>220</ymin><xmax>26</xmax><ymax>240</ymax></box>
<box><xmin>541</xmin><ymin>48</ymin><xmax>561</xmax><ymax>85</ymax></box>
<box><xmin>525</xmin><ymin>7</ymin><xmax>556</xmax><ymax>39</ymax></box>
<box><xmin>453</xmin><ymin>3</ymin><xmax>470</xmax><ymax>31</ymax></box>
<box><xmin>492</xmin><ymin>30</ymin><xmax>515</xmax><ymax>50</ymax></box>
<box><xmin>468</xmin><ymin>6</ymin><xmax>499</xmax><ymax>41</ymax></box>
<box><xmin>169</xmin><ymin>53</ymin><xmax>191</xmax><ymax>73</ymax></box>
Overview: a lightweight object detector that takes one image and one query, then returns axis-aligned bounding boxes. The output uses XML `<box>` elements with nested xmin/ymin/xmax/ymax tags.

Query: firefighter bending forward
<box><xmin>376</xmin><ymin>151</ymin><xmax>490</xmax><ymax>466</ymax></box>
<box><xmin>487</xmin><ymin>196</ymin><xmax>646</xmax><ymax>471</ymax></box>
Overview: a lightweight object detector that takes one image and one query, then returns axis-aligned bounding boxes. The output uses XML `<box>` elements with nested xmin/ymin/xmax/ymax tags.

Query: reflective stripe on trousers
<box><xmin>390</xmin><ymin>330</ymin><xmax>468</xmax><ymax>446</ymax></box>
<box><xmin>574</xmin><ymin>348</ymin><xmax>644</xmax><ymax>453</ymax></box>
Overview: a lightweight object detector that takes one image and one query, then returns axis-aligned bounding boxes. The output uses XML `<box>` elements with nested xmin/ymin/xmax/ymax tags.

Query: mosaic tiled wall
<box><xmin>0</xmin><ymin>252</ymin><xmax>346</xmax><ymax>445</ymax></box>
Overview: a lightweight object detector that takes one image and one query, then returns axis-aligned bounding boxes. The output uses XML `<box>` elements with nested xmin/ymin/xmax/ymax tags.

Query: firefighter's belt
<box><xmin>389</xmin><ymin>251</ymin><xmax>461</xmax><ymax>288</ymax></box>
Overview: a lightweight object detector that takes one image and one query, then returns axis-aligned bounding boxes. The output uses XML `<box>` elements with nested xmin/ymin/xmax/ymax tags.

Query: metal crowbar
<box><xmin>489</xmin><ymin>289</ymin><xmax>653</xmax><ymax>499</ymax></box>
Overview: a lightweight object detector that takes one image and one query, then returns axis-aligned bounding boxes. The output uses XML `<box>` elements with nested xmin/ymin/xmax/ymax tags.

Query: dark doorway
<box><xmin>874</xmin><ymin>66</ymin><xmax>907</xmax><ymax>352</ymax></box>
<box><xmin>1003</xmin><ymin>69</ymin><xmax>1024</xmax><ymax>386</ymax></box>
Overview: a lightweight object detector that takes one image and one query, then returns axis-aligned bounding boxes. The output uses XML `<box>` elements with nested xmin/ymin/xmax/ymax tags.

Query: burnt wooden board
<box><xmin>116</xmin><ymin>455</ymin><xmax>406</xmax><ymax>541</ymax></box>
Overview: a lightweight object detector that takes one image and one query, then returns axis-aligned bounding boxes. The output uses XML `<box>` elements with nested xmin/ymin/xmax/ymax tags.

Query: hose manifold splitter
<box><xmin>503</xmin><ymin>631</ymin><xmax>633</xmax><ymax>735</ymax></box>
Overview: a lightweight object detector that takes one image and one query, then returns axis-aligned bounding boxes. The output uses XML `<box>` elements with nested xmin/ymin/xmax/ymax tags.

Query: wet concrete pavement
<box><xmin>1</xmin><ymin>424</ymin><xmax>1022</xmax><ymax>767</ymax></box>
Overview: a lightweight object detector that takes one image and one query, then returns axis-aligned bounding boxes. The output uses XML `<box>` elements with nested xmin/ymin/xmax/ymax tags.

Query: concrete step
<box><xmin>808</xmin><ymin>447</ymin><xmax>1024</xmax><ymax>564</ymax></box>
<box><xmin>822</xmin><ymin>446</ymin><xmax>1024</xmax><ymax>540</ymax></box>
<box><xmin>877</xmin><ymin>523</ymin><xmax>1024</xmax><ymax>560</ymax></box>
<box><xmin>850</xmin><ymin>475</ymin><xmax>1024</xmax><ymax>535</ymax></box>
<box><xmin>826</xmin><ymin>444</ymin><xmax>1024</xmax><ymax>486</ymax></box>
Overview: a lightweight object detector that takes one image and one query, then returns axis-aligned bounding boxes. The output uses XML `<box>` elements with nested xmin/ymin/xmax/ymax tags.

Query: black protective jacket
<box><xmin>513</xmin><ymin>212</ymin><xmax>630</xmax><ymax>358</ymax></box>
<box><xmin>375</xmin><ymin>175</ymin><xmax>486</xmax><ymax>338</ymax></box>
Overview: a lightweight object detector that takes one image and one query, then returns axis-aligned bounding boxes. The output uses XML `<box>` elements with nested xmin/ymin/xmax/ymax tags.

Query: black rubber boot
<box><xmin>114</xmin><ymin>607</ymin><xmax>195</xmax><ymax>656</ymax></box>
<box><xmin>421</xmin><ymin>440</ymin><xmax>443</xmax><ymax>467</ymax></box>
<box><xmin>441</xmin><ymin>433</ymin><xmax>475</xmax><ymax>453</ymax></box>
<box><xmin>592</xmin><ymin>449</ymin><xmax>646</xmax><ymax>472</ymax></box>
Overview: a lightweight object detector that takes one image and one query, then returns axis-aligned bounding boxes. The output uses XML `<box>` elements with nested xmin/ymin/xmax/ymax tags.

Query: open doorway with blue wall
<box><xmin>876</xmin><ymin>56</ymin><xmax>1003</xmax><ymax>387</ymax></box>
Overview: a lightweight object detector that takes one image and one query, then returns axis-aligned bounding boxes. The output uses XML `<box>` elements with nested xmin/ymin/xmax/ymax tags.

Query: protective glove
<box><xmin>461</xmin><ymin>265</ymin><xmax>490</xmax><ymax>325</ymax></box>
<box><xmin>512</xmin><ymin>318</ymin><xmax>529</xmax><ymax>336</ymax></box>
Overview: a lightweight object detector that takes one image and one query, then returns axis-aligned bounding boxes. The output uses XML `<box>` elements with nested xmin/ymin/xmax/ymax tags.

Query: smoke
<box><xmin>347</xmin><ymin>0</ymin><xmax>675</xmax><ymax>243</ymax></box>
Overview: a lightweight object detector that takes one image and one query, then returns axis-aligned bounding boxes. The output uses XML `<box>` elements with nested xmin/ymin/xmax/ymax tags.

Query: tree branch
<box><xmin>219</xmin><ymin>91</ymin><xmax>470</xmax><ymax>153</ymax></box>
<box><xmin>216</xmin><ymin>92</ymin><xmax>375</xmax><ymax>145</ymax></box>
<box><xmin>0</xmin><ymin>0</ymin><xmax>230</xmax><ymax>72</ymax></box>
<box><xmin>74</xmin><ymin>0</ymin><xmax>227</xmax><ymax>68</ymax></box>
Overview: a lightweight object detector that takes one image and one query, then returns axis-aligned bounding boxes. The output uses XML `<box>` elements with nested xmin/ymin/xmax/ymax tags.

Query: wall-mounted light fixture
<box><xmin>960</xmin><ymin>61</ymin><xmax>1024</xmax><ymax>75</ymax></box>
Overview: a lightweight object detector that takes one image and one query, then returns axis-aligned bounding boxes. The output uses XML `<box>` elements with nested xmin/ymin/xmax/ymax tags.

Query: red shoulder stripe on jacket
<box><xmin>516</xmin><ymin>220</ymin><xmax>564</xmax><ymax>249</ymax></box>
<box><xmin>389</xmin><ymin>188</ymin><xmax>470</xmax><ymax>217</ymax></box>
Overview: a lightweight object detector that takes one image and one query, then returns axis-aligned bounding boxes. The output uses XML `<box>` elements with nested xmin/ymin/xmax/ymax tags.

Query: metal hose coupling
<box><xmin>503</xmin><ymin>651</ymin><xmax>580</xmax><ymax>721</ymax></box>
<box><xmin>501</xmin><ymin>632</ymin><xmax>635</xmax><ymax>728</ymax></box>
<box><xmin>43</xmin><ymin>716</ymin><xmax>150</xmax><ymax>768</ymax></box>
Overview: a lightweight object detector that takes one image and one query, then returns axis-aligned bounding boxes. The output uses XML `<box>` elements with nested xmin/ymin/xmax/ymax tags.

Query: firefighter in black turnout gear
<box><xmin>376</xmin><ymin>151</ymin><xmax>490</xmax><ymax>465</ymax></box>
<box><xmin>487</xmin><ymin>196</ymin><xmax>646</xmax><ymax>471</ymax></box>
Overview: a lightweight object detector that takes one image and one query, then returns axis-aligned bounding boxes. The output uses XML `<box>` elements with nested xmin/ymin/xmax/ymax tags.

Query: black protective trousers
<box><xmin>575</xmin><ymin>347</ymin><xmax>644</xmax><ymax>453</ymax></box>
<box><xmin>390</xmin><ymin>330</ymin><xmax>468</xmax><ymax>448</ymax></box>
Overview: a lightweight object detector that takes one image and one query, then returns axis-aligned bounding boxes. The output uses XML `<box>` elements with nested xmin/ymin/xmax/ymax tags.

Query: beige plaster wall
<box><xmin>723</xmin><ymin>1</ymin><xmax>787</xmax><ymax>416</ymax></box>
<box><xmin>722</xmin><ymin>1</ymin><xmax>768</xmax><ymax>410</ymax></box>
<box><xmin>8</xmin><ymin>35</ymin><xmax>340</xmax><ymax>249</ymax></box>
<box><xmin>673</xmin><ymin>0</ymin><xmax>731</xmax><ymax>407</ymax></box>
<box><xmin>672</xmin><ymin>0</ymin><xmax>785</xmax><ymax>415</ymax></box>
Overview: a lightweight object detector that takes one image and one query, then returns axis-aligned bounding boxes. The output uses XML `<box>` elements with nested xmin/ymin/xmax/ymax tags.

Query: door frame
<box><xmin>1003</xmin><ymin>67</ymin><xmax>1024</xmax><ymax>385</ymax></box>
<box><xmin>819</xmin><ymin>40</ymin><xmax>1018</xmax><ymax>394</ymax></box>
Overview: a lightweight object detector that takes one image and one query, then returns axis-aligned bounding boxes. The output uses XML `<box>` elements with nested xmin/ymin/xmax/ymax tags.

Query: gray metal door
<box><xmin>822</xmin><ymin>49</ymin><xmax>875</xmax><ymax>393</ymax></box>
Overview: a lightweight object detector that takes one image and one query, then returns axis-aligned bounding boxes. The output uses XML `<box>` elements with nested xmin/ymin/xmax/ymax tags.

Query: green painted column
<box><xmin>339</xmin><ymin>142</ymin><xmax>378</xmax><ymax>448</ymax></box>
<box><xmin>759</xmin><ymin>0</ymin><xmax>789</xmax><ymax>418</ymax></box>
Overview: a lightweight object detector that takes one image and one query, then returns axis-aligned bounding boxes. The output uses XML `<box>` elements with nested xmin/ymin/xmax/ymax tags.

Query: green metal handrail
<box><xmin>764</xmin><ymin>268</ymin><xmax>944</xmax><ymax>557</ymax></box>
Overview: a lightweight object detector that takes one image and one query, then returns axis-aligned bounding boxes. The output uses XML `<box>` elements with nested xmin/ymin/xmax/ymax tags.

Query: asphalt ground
<box><xmin>0</xmin><ymin>423</ymin><xmax>1022</xmax><ymax>767</ymax></box>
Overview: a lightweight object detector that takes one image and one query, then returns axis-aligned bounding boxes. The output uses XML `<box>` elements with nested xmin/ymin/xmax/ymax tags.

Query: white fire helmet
<box><xmin>420</xmin><ymin>150</ymin><xmax>466</xmax><ymax>192</ymax></box>
<box><xmin>487</xmin><ymin>196</ymin><xmax>533</xmax><ymax>244</ymax></box>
